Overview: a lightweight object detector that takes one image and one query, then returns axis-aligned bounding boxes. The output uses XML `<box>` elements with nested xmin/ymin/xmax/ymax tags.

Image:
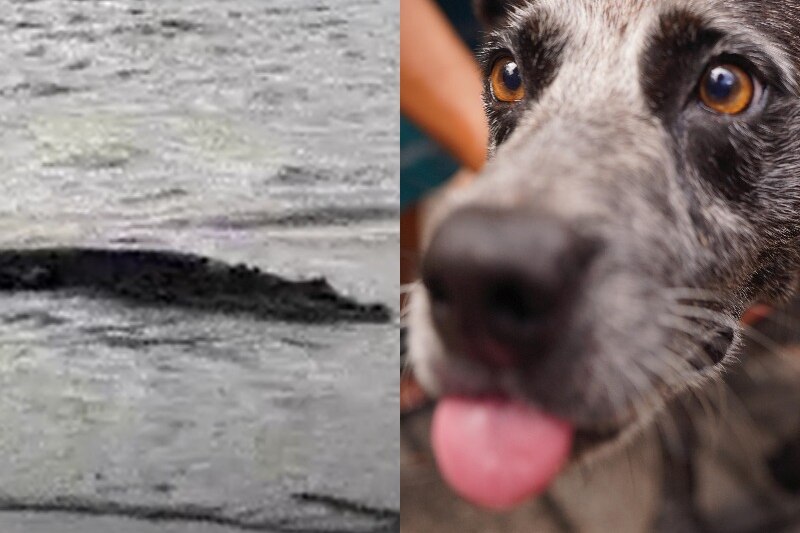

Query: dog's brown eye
<box><xmin>699</xmin><ymin>64</ymin><xmax>754</xmax><ymax>115</ymax></box>
<box><xmin>490</xmin><ymin>57</ymin><xmax>525</xmax><ymax>102</ymax></box>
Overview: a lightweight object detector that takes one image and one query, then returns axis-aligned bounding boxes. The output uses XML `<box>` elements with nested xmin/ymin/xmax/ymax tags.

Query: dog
<box><xmin>404</xmin><ymin>1</ymin><xmax>800</xmax><ymax>530</ymax></box>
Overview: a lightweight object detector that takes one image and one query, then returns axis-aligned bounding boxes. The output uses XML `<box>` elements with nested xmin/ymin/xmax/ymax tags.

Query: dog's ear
<box><xmin>473</xmin><ymin>0</ymin><xmax>523</xmax><ymax>28</ymax></box>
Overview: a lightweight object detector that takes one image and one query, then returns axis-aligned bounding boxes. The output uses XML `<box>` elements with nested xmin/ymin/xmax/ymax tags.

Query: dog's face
<box><xmin>408</xmin><ymin>0</ymin><xmax>800</xmax><ymax>501</ymax></box>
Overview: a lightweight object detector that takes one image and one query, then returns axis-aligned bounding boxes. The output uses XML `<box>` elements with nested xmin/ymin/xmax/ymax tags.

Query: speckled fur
<box><xmin>408</xmin><ymin>0</ymin><xmax>800</xmax><ymax>525</ymax></box>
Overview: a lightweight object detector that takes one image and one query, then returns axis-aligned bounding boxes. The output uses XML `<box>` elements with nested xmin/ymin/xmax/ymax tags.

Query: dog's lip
<box><xmin>572</xmin><ymin>423</ymin><xmax>625</xmax><ymax>454</ymax></box>
<box><xmin>401</xmin><ymin>364</ymin><xmax>638</xmax><ymax>442</ymax></box>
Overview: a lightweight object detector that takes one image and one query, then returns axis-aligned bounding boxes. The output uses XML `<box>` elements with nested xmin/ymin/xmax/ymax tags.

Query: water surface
<box><xmin>0</xmin><ymin>0</ymin><xmax>399</xmax><ymax>530</ymax></box>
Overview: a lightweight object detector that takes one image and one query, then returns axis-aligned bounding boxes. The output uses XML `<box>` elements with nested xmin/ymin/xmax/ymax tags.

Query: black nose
<box><xmin>421</xmin><ymin>207</ymin><xmax>597</xmax><ymax>368</ymax></box>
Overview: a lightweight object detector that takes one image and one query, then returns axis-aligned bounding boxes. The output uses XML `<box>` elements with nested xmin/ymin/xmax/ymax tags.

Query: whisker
<box><xmin>656</xmin><ymin>348</ymin><xmax>725</xmax><ymax>449</ymax></box>
<box><xmin>673</xmin><ymin>304</ymin><xmax>800</xmax><ymax>372</ymax></box>
<box><xmin>666</xmin><ymin>303</ymin><xmax>737</xmax><ymax>328</ymax></box>
<box><xmin>669</xmin><ymin>306</ymin><xmax>800</xmax><ymax>398</ymax></box>
<box><xmin>661</xmin><ymin>287</ymin><xmax>724</xmax><ymax>302</ymax></box>
<box><xmin>751</xmin><ymin>306</ymin><xmax>800</xmax><ymax>336</ymax></box>
<box><xmin>616</xmin><ymin>356</ymin><xmax>678</xmax><ymax>447</ymax></box>
<box><xmin>740</xmin><ymin>325</ymin><xmax>800</xmax><ymax>373</ymax></box>
<box><xmin>657</xmin><ymin>310</ymin><xmax>733</xmax><ymax>415</ymax></box>
<box><xmin>658</xmin><ymin>313</ymin><xmax>712</xmax><ymax>340</ymax></box>
<box><xmin>401</xmin><ymin>282</ymin><xmax>420</xmax><ymax>295</ymax></box>
<box><xmin>647</xmin><ymin>327</ymin><xmax>797</xmax><ymax>511</ymax></box>
<box><xmin>651</xmin><ymin>302</ymin><xmax>752</xmax><ymax>452</ymax></box>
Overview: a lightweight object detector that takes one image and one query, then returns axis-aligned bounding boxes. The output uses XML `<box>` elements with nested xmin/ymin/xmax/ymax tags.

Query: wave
<box><xmin>202</xmin><ymin>205</ymin><xmax>399</xmax><ymax>230</ymax></box>
<box><xmin>0</xmin><ymin>492</ymin><xmax>398</xmax><ymax>533</ymax></box>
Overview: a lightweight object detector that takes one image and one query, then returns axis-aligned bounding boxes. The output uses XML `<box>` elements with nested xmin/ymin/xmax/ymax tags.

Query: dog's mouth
<box><xmin>427</xmin><ymin>393</ymin><xmax>633</xmax><ymax>511</ymax></box>
<box><xmin>404</xmin><ymin>321</ymin><xmax>737</xmax><ymax>512</ymax></box>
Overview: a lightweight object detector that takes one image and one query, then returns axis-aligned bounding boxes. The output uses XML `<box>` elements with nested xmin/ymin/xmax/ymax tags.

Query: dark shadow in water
<box><xmin>0</xmin><ymin>248</ymin><xmax>391</xmax><ymax>323</ymax></box>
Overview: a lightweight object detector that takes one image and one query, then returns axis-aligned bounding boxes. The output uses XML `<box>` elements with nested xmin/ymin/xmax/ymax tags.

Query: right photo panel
<box><xmin>401</xmin><ymin>1</ymin><xmax>800</xmax><ymax>531</ymax></box>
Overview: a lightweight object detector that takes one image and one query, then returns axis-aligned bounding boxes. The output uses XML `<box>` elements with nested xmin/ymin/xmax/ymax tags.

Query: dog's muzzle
<box><xmin>421</xmin><ymin>206</ymin><xmax>599</xmax><ymax>369</ymax></box>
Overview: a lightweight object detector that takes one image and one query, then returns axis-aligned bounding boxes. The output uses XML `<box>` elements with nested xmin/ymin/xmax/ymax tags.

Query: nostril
<box><xmin>486</xmin><ymin>279</ymin><xmax>552</xmax><ymax>331</ymax></box>
<box><xmin>488</xmin><ymin>282</ymin><xmax>527</xmax><ymax>323</ymax></box>
<box><xmin>425</xmin><ymin>275</ymin><xmax>449</xmax><ymax>305</ymax></box>
<box><xmin>424</xmin><ymin>275</ymin><xmax>454</xmax><ymax>326</ymax></box>
<box><xmin>575</xmin><ymin>236</ymin><xmax>603</xmax><ymax>271</ymax></box>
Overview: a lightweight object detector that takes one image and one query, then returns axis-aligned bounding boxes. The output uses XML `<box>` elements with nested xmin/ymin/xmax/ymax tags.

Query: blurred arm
<box><xmin>400</xmin><ymin>0</ymin><xmax>488</xmax><ymax>171</ymax></box>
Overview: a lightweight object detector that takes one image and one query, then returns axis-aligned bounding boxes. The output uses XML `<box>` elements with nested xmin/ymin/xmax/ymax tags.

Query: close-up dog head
<box><xmin>407</xmin><ymin>0</ymin><xmax>800</xmax><ymax>510</ymax></box>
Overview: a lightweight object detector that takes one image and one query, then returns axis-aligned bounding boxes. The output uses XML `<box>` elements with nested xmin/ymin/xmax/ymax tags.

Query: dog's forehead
<box><xmin>509</xmin><ymin>0</ymin><xmax>756</xmax><ymax>46</ymax></box>
<box><xmin>509</xmin><ymin>0</ymin><xmax>787</xmax><ymax>24</ymax></box>
<box><xmin>501</xmin><ymin>0</ymin><xmax>797</xmax><ymax>96</ymax></box>
<box><xmin>503</xmin><ymin>0</ymin><xmax>664</xmax><ymax>87</ymax></box>
<box><xmin>522</xmin><ymin>0</ymin><xmax>654</xmax><ymax>25</ymax></box>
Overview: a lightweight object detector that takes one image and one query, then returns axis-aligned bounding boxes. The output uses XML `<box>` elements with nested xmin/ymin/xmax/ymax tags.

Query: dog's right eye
<box><xmin>698</xmin><ymin>63</ymin><xmax>756</xmax><ymax>115</ymax></box>
<box><xmin>490</xmin><ymin>57</ymin><xmax>525</xmax><ymax>102</ymax></box>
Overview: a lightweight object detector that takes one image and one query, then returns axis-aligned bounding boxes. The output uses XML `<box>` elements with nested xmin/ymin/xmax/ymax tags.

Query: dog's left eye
<box><xmin>490</xmin><ymin>57</ymin><xmax>525</xmax><ymax>102</ymax></box>
<box><xmin>698</xmin><ymin>64</ymin><xmax>756</xmax><ymax>115</ymax></box>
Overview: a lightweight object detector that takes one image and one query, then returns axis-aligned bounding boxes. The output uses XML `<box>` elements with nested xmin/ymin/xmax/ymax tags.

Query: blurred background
<box><xmin>400</xmin><ymin>0</ymin><xmax>486</xmax><ymax>293</ymax></box>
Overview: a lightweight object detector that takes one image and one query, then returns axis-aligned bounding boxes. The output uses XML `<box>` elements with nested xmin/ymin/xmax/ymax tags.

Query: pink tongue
<box><xmin>432</xmin><ymin>397</ymin><xmax>574</xmax><ymax>510</ymax></box>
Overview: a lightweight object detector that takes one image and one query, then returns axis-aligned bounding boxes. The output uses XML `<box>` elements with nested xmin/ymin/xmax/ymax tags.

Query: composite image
<box><xmin>3</xmin><ymin>1</ymin><xmax>800</xmax><ymax>532</ymax></box>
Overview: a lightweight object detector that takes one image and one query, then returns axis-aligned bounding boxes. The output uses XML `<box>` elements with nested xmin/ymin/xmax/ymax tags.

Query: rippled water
<box><xmin>0</xmin><ymin>0</ymin><xmax>398</xmax><ymax>530</ymax></box>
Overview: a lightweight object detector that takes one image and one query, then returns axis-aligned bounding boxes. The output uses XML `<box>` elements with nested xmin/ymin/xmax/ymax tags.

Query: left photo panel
<box><xmin>0</xmin><ymin>1</ymin><xmax>399</xmax><ymax>532</ymax></box>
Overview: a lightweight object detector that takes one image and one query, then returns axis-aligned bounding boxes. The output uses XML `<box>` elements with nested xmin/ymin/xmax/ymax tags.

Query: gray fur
<box><xmin>407</xmin><ymin>0</ymin><xmax>800</xmax><ymax>527</ymax></box>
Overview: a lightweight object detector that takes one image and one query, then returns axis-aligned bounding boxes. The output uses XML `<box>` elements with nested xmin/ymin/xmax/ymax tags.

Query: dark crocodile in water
<box><xmin>0</xmin><ymin>248</ymin><xmax>391</xmax><ymax>323</ymax></box>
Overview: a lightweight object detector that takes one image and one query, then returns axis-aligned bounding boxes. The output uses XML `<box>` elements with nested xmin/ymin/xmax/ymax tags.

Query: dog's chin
<box><xmin>409</xmin><ymin>307</ymin><xmax>733</xmax><ymax>495</ymax></box>
<box><xmin>568</xmin><ymin>370</ymin><xmax>709</xmax><ymax>467</ymax></box>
